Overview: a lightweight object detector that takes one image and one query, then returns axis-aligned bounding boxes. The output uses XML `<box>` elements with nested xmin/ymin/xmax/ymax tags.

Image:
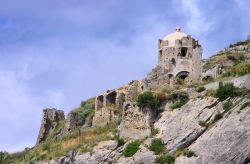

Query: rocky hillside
<box><xmin>3</xmin><ymin>38</ymin><xmax>250</xmax><ymax>164</ymax></box>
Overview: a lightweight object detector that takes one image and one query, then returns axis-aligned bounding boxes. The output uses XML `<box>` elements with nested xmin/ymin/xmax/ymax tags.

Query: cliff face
<box><xmin>8</xmin><ymin>39</ymin><xmax>250</xmax><ymax>164</ymax></box>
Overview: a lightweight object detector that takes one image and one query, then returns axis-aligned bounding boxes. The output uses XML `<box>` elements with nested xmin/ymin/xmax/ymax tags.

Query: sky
<box><xmin>0</xmin><ymin>0</ymin><xmax>249</xmax><ymax>152</ymax></box>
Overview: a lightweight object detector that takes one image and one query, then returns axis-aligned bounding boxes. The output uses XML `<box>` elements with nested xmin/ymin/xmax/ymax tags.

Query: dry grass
<box><xmin>14</xmin><ymin>122</ymin><xmax>118</xmax><ymax>163</ymax></box>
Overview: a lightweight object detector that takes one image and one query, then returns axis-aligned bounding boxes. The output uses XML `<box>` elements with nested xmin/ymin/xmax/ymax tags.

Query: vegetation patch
<box><xmin>175</xmin><ymin>148</ymin><xmax>196</xmax><ymax>158</ymax></box>
<box><xmin>240</xmin><ymin>102</ymin><xmax>250</xmax><ymax>110</ymax></box>
<box><xmin>196</xmin><ymin>86</ymin><xmax>205</xmax><ymax>92</ymax></box>
<box><xmin>0</xmin><ymin>151</ymin><xmax>9</xmax><ymax>164</ymax></box>
<box><xmin>149</xmin><ymin>139</ymin><xmax>166</xmax><ymax>155</ymax></box>
<box><xmin>169</xmin><ymin>91</ymin><xmax>189</xmax><ymax>109</ymax></box>
<box><xmin>213</xmin><ymin>112</ymin><xmax>223</xmax><ymax>123</ymax></box>
<box><xmin>122</xmin><ymin>140</ymin><xmax>142</xmax><ymax>157</ymax></box>
<box><xmin>198</xmin><ymin>120</ymin><xmax>208</xmax><ymax>128</ymax></box>
<box><xmin>74</xmin><ymin>98</ymin><xmax>95</xmax><ymax>127</ymax></box>
<box><xmin>156</xmin><ymin>153</ymin><xmax>175</xmax><ymax>164</ymax></box>
<box><xmin>229</xmin><ymin>38</ymin><xmax>250</xmax><ymax>47</ymax></box>
<box><xmin>223</xmin><ymin>101</ymin><xmax>233</xmax><ymax>112</ymax></box>
<box><xmin>151</xmin><ymin>128</ymin><xmax>159</xmax><ymax>137</ymax></box>
<box><xmin>8</xmin><ymin>122</ymin><xmax>119</xmax><ymax>163</ymax></box>
<box><xmin>115</xmin><ymin>135</ymin><xmax>125</xmax><ymax>147</ymax></box>
<box><xmin>136</xmin><ymin>91</ymin><xmax>160</xmax><ymax>109</ymax></box>
<box><xmin>215</xmin><ymin>83</ymin><xmax>239</xmax><ymax>101</ymax></box>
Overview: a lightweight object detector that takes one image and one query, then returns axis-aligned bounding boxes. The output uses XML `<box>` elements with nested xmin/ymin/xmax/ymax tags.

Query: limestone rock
<box><xmin>133</xmin><ymin>145</ymin><xmax>156</xmax><ymax>164</ymax></box>
<box><xmin>205</xmin><ymin>74</ymin><xmax>250</xmax><ymax>90</ymax></box>
<box><xmin>36</xmin><ymin>108</ymin><xmax>65</xmax><ymax>145</ymax></box>
<box><xmin>177</xmin><ymin>99</ymin><xmax>250</xmax><ymax>164</ymax></box>
<box><xmin>155</xmin><ymin>97</ymin><xmax>221</xmax><ymax>151</ymax></box>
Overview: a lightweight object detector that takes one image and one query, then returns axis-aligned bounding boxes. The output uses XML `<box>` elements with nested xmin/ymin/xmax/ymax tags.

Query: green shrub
<box><xmin>149</xmin><ymin>139</ymin><xmax>165</xmax><ymax>155</ymax></box>
<box><xmin>75</xmin><ymin>98</ymin><xmax>95</xmax><ymax>126</ymax></box>
<box><xmin>223</xmin><ymin>101</ymin><xmax>233</xmax><ymax>112</ymax></box>
<box><xmin>156</xmin><ymin>153</ymin><xmax>175</xmax><ymax>164</ymax></box>
<box><xmin>196</xmin><ymin>86</ymin><xmax>205</xmax><ymax>92</ymax></box>
<box><xmin>198</xmin><ymin>121</ymin><xmax>208</xmax><ymax>128</ymax></box>
<box><xmin>176</xmin><ymin>78</ymin><xmax>184</xmax><ymax>85</ymax></box>
<box><xmin>116</xmin><ymin>136</ymin><xmax>125</xmax><ymax>147</ymax></box>
<box><xmin>213</xmin><ymin>112</ymin><xmax>223</xmax><ymax>122</ymax></box>
<box><xmin>42</xmin><ymin>143</ymin><xmax>50</xmax><ymax>152</ymax></box>
<box><xmin>240</xmin><ymin>102</ymin><xmax>250</xmax><ymax>110</ymax></box>
<box><xmin>231</xmin><ymin>62</ymin><xmax>250</xmax><ymax>76</ymax></box>
<box><xmin>0</xmin><ymin>151</ymin><xmax>9</xmax><ymax>164</ymax></box>
<box><xmin>170</xmin><ymin>101</ymin><xmax>187</xmax><ymax>109</ymax></box>
<box><xmin>136</xmin><ymin>91</ymin><xmax>160</xmax><ymax>109</ymax></box>
<box><xmin>169</xmin><ymin>91</ymin><xmax>189</xmax><ymax>109</ymax></box>
<box><xmin>122</xmin><ymin>140</ymin><xmax>142</xmax><ymax>157</ymax></box>
<box><xmin>175</xmin><ymin>148</ymin><xmax>196</xmax><ymax>158</ymax></box>
<box><xmin>215</xmin><ymin>83</ymin><xmax>238</xmax><ymax>101</ymax></box>
<box><xmin>205</xmin><ymin>90</ymin><xmax>216</xmax><ymax>97</ymax></box>
<box><xmin>151</xmin><ymin>128</ymin><xmax>159</xmax><ymax>137</ymax></box>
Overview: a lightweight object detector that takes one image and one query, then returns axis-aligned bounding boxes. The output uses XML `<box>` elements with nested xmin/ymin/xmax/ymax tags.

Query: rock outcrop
<box><xmin>36</xmin><ymin>108</ymin><xmax>65</xmax><ymax>145</ymax></box>
<box><xmin>205</xmin><ymin>74</ymin><xmax>250</xmax><ymax>90</ymax></box>
<box><xmin>176</xmin><ymin>99</ymin><xmax>250</xmax><ymax>164</ymax></box>
<box><xmin>155</xmin><ymin>97</ymin><xmax>221</xmax><ymax>151</ymax></box>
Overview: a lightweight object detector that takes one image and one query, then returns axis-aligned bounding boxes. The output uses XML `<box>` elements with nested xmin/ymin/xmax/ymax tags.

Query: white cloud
<box><xmin>179</xmin><ymin>0</ymin><xmax>214</xmax><ymax>35</ymax></box>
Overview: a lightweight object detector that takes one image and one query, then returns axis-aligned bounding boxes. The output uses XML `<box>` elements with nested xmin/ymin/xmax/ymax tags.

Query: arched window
<box><xmin>171</xmin><ymin>58</ymin><xmax>176</xmax><ymax>66</ymax></box>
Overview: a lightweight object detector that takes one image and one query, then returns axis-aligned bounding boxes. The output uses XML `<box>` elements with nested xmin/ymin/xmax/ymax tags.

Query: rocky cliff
<box><xmin>6</xmin><ymin>38</ymin><xmax>250</xmax><ymax>164</ymax></box>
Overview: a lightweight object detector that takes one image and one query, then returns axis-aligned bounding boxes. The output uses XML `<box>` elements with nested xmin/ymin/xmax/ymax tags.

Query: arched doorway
<box><xmin>176</xmin><ymin>71</ymin><xmax>189</xmax><ymax>80</ymax></box>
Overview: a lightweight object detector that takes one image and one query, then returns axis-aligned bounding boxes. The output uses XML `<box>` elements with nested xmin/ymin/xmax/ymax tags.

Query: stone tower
<box><xmin>158</xmin><ymin>26</ymin><xmax>202</xmax><ymax>82</ymax></box>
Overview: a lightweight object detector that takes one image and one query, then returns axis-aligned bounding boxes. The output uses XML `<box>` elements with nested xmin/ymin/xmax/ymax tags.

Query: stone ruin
<box><xmin>144</xmin><ymin>26</ymin><xmax>203</xmax><ymax>90</ymax></box>
<box><xmin>36</xmin><ymin>108</ymin><xmax>65</xmax><ymax>145</ymax></box>
<box><xmin>92</xmin><ymin>27</ymin><xmax>204</xmax><ymax>131</ymax></box>
<box><xmin>92</xmin><ymin>90</ymin><xmax>125</xmax><ymax>126</ymax></box>
<box><xmin>92</xmin><ymin>80</ymin><xmax>144</xmax><ymax>127</ymax></box>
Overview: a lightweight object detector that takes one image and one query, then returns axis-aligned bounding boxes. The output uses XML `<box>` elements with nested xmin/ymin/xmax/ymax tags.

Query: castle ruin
<box><xmin>158</xmin><ymin>26</ymin><xmax>202</xmax><ymax>82</ymax></box>
<box><xmin>92</xmin><ymin>27</ymin><xmax>203</xmax><ymax>127</ymax></box>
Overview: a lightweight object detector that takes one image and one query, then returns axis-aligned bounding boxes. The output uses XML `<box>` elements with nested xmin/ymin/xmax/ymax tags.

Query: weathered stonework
<box><xmin>92</xmin><ymin>90</ymin><xmax>125</xmax><ymax>126</ymax></box>
<box><xmin>36</xmin><ymin>108</ymin><xmax>65</xmax><ymax>145</ymax></box>
<box><xmin>119</xmin><ymin>102</ymin><xmax>154</xmax><ymax>140</ymax></box>
<box><xmin>64</xmin><ymin>111</ymin><xmax>77</xmax><ymax>133</ymax></box>
<box><xmin>144</xmin><ymin>27</ymin><xmax>203</xmax><ymax>90</ymax></box>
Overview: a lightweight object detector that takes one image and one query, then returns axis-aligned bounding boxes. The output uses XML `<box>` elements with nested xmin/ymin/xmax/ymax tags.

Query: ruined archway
<box><xmin>176</xmin><ymin>71</ymin><xmax>190</xmax><ymax>80</ymax></box>
<box><xmin>96</xmin><ymin>95</ymin><xmax>104</xmax><ymax>110</ymax></box>
<box><xmin>106</xmin><ymin>91</ymin><xmax>117</xmax><ymax>106</ymax></box>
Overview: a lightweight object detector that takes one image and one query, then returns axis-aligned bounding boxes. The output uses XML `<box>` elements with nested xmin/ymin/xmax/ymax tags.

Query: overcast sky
<box><xmin>0</xmin><ymin>0</ymin><xmax>249</xmax><ymax>152</ymax></box>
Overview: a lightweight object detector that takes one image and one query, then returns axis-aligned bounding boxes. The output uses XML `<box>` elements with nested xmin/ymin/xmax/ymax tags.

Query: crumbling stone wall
<box><xmin>64</xmin><ymin>111</ymin><xmax>77</xmax><ymax>133</ymax></box>
<box><xmin>119</xmin><ymin>102</ymin><xmax>154</xmax><ymax>140</ymax></box>
<box><xmin>36</xmin><ymin>108</ymin><xmax>65</xmax><ymax>145</ymax></box>
<box><xmin>92</xmin><ymin>90</ymin><xmax>125</xmax><ymax>126</ymax></box>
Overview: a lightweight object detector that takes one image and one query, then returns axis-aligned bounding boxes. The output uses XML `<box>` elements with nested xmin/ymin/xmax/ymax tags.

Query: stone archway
<box><xmin>176</xmin><ymin>71</ymin><xmax>190</xmax><ymax>80</ymax></box>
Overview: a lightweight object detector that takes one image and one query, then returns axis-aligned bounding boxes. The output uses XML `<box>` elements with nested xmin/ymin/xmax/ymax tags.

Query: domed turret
<box><xmin>158</xmin><ymin>26</ymin><xmax>202</xmax><ymax>83</ymax></box>
<box><xmin>162</xmin><ymin>26</ymin><xmax>187</xmax><ymax>47</ymax></box>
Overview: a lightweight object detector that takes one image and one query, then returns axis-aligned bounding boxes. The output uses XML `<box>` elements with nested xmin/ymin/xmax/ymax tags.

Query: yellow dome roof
<box><xmin>162</xmin><ymin>26</ymin><xmax>187</xmax><ymax>46</ymax></box>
